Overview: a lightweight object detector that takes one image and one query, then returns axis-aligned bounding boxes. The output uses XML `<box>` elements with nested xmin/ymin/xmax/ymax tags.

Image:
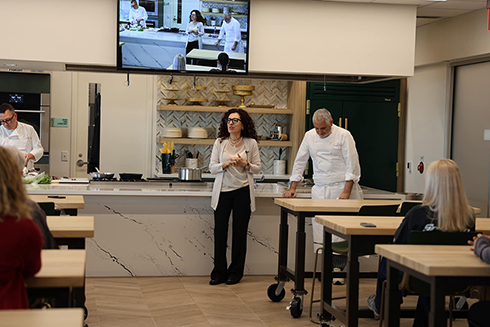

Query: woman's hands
<box><xmin>223</xmin><ymin>154</ymin><xmax>249</xmax><ymax>170</ymax></box>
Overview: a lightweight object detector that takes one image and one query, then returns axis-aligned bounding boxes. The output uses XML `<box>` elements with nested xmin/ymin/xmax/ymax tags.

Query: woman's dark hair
<box><xmin>217</xmin><ymin>108</ymin><xmax>258</xmax><ymax>141</ymax></box>
<box><xmin>189</xmin><ymin>10</ymin><xmax>205</xmax><ymax>23</ymax></box>
<box><xmin>217</xmin><ymin>52</ymin><xmax>229</xmax><ymax>71</ymax></box>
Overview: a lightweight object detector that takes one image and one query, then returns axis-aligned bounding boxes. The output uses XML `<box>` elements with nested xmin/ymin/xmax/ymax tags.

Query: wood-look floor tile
<box><xmin>145</xmin><ymin>289</ymin><xmax>196</xmax><ymax>310</ymax></box>
<box><xmin>152</xmin><ymin>304</ymin><xmax>206</xmax><ymax>327</ymax></box>
<box><xmin>196</xmin><ymin>301</ymin><xmax>256</xmax><ymax>318</ymax></box>
<box><xmin>204</xmin><ymin>314</ymin><xmax>266</xmax><ymax>327</ymax></box>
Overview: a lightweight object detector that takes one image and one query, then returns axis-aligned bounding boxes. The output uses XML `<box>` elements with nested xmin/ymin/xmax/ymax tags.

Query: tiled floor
<box><xmin>84</xmin><ymin>276</ymin><xmax>470</xmax><ymax>327</ymax></box>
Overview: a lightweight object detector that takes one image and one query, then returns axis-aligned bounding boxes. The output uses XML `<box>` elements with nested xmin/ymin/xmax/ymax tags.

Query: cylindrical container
<box><xmin>162</xmin><ymin>153</ymin><xmax>172</xmax><ymax>174</ymax></box>
<box><xmin>274</xmin><ymin>160</ymin><xmax>286</xmax><ymax>175</ymax></box>
<box><xmin>185</xmin><ymin>158</ymin><xmax>198</xmax><ymax>168</ymax></box>
<box><xmin>178</xmin><ymin>167</ymin><xmax>203</xmax><ymax>181</ymax></box>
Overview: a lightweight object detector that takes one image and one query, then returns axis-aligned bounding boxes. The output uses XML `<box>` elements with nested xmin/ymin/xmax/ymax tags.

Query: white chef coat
<box><xmin>0</xmin><ymin>121</ymin><xmax>44</xmax><ymax>163</ymax></box>
<box><xmin>289</xmin><ymin>124</ymin><xmax>363</xmax><ymax>250</ymax></box>
<box><xmin>218</xmin><ymin>17</ymin><xmax>242</xmax><ymax>53</ymax></box>
<box><xmin>186</xmin><ymin>21</ymin><xmax>205</xmax><ymax>48</ymax></box>
<box><xmin>129</xmin><ymin>6</ymin><xmax>148</xmax><ymax>27</ymax></box>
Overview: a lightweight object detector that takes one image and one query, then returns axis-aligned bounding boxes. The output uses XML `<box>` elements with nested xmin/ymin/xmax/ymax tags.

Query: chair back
<box><xmin>401</xmin><ymin>230</ymin><xmax>477</xmax><ymax>295</ymax></box>
<box><xmin>357</xmin><ymin>204</ymin><xmax>400</xmax><ymax>216</ymax></box>
<box><xmin>399</xmin><ymin>201</ymin><xmax>422</xmax><ymax>216</ymax></box>
<box><xmin>37</xmin><ymin>202</ymin><xmax>60</xmax><ymax>216</ymax></box>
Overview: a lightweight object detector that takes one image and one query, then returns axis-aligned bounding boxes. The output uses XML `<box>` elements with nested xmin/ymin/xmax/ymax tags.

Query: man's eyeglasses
<box><xmin>0</xmin><ymin>114</ymin><xmax>15</xmax><ymax>125</ymax></box>
<box><xmin>227</xmin><ymin>118</ymin><xmax>241</xmax><ymax>124</ymax></box>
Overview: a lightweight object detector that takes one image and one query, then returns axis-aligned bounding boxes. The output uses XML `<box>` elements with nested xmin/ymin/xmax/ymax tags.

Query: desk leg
<box><xmin>294</xmin><ymin>213</ymin><xmax>306</xmax><ymax>294</ymax></box>
<box><xmin>386</xmin><ymin>260</ymin><xmax>401</xmax><ymax>327</ymax></box>
<box><xmin>278</xmin><ymin>208</ymin><xmax>289</xmax><ymax>280</ymax></box>
<box><xmin>321</xmin><ymin>228</ymin><xmax>332</xmax><ymax>321</ymax></box>
<box><xmin>346</xmin><ymin>236</ymin><xmax>360</xmax><ymax>327</ymax></box>
<box><xmin>429</xmin><ymin>277</ymin><xmax>446</xmax><ymax>327</ymax></box>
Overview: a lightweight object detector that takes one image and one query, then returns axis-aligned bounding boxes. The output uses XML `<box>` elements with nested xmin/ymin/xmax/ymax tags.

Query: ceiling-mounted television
<box><xmin>117</xmin><ymin>0</ymin><xmax>250</xmax><ymax>74</ymax></box>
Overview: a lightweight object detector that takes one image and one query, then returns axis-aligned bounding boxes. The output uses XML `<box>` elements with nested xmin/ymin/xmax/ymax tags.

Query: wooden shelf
<box><xmin>201</xmin><ymin>0</ymin><xmax>248</xmax><ymax>4</ymax></box>
<box><xmin>157</xmin><ymin>105</ymin><xmax>293</xmax><ymax>114</ymax></box>
<box><xmin>157</xmin><ymin>137</ymin><xmax>292</xmax><ymax>147</ymax></box>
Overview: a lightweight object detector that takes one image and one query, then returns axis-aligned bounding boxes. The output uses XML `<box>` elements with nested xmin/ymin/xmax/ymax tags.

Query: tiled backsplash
<box><xmin>155</xmin><ymin>76</ymin><xmax>291</xmax><ymax>175</ymax></box>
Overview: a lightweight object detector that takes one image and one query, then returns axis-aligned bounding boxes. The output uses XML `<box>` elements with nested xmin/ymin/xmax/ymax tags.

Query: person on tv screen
<box><xmin>209</xmin><ymin>53</ymin><xmax>235</xmax><ymax>73</ymax></box>
<box><xmin>214</xmin><ymin>13</ymin><xmax>242</xmax><ymax>53</ymax></box>
<box><xmin>173</xmin><ymin>54</ymin><xmax>186</xmax><ymax>70</ymax></box>
<box><xmin>129</xmin><ymin>0</ymin><xmax>148</xmax><ymax>27</ymax></box>
<box><xmin>186</xmin><ymin>10</ymin><xmax>205</xmax><ymax>55</ymax></box>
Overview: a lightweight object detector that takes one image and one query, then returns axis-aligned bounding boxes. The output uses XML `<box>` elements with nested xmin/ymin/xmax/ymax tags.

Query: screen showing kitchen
<box><xmin>118</xmin><ymin>0</ymin><xmax>249</xmax><ymax>73</ymax></box>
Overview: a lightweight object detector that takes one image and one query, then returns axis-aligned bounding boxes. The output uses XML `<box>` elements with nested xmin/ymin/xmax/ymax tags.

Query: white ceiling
<box><xmin>317</xmin><ymin>0</ymin><xmax>488</xmax><ymax>26</ymax></box>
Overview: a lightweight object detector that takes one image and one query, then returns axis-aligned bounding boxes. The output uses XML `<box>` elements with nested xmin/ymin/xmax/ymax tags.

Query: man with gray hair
<box><xmin>283</xmin><ymin>108</ymin><xmax>362</xmax><ymax>284</ymax></box>
<box><xmin>214</xmin><ymin>12</ymin><xmax>242</xmax><ymax>53</ymax></box>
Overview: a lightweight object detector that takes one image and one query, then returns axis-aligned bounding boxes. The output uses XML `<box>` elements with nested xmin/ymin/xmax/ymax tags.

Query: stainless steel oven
<box><xmin>0</xmin><ymin>92</ymin><xmax>50</xmax><ymax>172</ymax></box>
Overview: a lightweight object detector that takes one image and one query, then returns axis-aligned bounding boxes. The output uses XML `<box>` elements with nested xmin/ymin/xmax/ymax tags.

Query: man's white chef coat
<box><xmin>129</xmin><ymin>6</ymin><xmax>148</xmax><ymax>27</ymax></box>
<box><xmin>289</xmin><ymin>124</ymin><xmax>363</xmax><ymax>249</ymax></box>
<box><xmin>0</xmin><ymin>122</ymin><xmax>44</xmax><ymax>162</ymax></box>
<box><xmin>218</xmin><ymin>17</ymin><xmax>242</xmax><ymax>53</ymax></box>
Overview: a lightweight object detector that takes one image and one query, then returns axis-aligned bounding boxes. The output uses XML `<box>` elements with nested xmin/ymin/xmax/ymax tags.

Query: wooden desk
<box><xmin>27</xmin><ymin>250</ymin><xmax>86</xmax><ymax>288</ymax></box>
<box><xmin>376</xmin><ymin>244</ymin><xmax>490</xmax><ymax>327</ymax></box>
<box><xmin>47</xmin><ymin>216</ymin><xmax>94</xmax><ymax>249</ymax></box>
<box><xmin>270</xmin><ymin>198</ymin><xmax>403</xmax><ymax>318</ymax></box>
<box><xmin>314</xmin><ymin>216</ymin><xmax>490</xmax><ymax>326</ymax></box>
<box><xmin>47</xmin><ymin>216</ymin><xmax>94</xmax><ymax>239</ymax></box>
<box><xmin>29</xmin><ymin>195</ymin><xmax>85</xmax><ymax>215</ymax></box>
<box><xmin>0</xmin><ymin>308</ymin><xmax>84</xmax><ymax>327</ymax></box>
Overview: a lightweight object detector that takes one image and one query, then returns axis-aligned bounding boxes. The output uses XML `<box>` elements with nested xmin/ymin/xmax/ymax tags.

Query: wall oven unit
<box><xmin>0</xmin><ymin>92</ymin><xmax>50</xmax><ymax>172</ymax></box>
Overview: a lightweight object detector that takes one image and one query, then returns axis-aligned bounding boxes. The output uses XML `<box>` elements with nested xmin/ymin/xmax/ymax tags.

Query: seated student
<box><xmin>0</xmin><ymin>146</ymin><xmax>43</xmax><ymax>309</ymax></box>
<box><xmin>173</xmin><ymin>54</ymin><xmax>186</xmax><ymax>71</ymax></box>
<box><xmin>5</xmin><ymin>146</ymin><xmax>57</xmax><ymax>249</ymax></box>
<box><xmin>366</xmin><ymin>159</ymin><xmax>475</xmax><ymax>326</ymax></box>
<box><xmin>467</xmin><ymin>234</ymin><xmax>490</xmax><ymax>327</ymax></box>
<box><xmin>209</xmin><ymin>52</ymin><xmax>236</xmax><ymax>73</ymax></box>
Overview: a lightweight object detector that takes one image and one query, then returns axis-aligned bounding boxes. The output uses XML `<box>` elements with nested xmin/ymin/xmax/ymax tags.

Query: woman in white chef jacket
<box><xmin>186</xmin><ymin>10</ymin><xmax>205</xmax><ymax>56</ymax></box>
<box><xmin>209</xmin><ymin>108</ymin><xmax>261</xmax><ymax>286</ymax></box>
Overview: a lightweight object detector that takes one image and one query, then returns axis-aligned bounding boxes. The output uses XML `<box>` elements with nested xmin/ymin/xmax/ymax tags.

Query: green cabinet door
<box><xmin>343</xmin><ymin>101</ymin><xmax>399</xmax><ymax>191</ymax></box>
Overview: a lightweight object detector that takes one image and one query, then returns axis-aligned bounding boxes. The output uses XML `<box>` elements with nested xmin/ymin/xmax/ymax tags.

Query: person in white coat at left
<box><xmin>214</xmin><ymin>13</ymin><xmax>242</xmax><ymax>53</ymax></box>
<box><xmin>129</xmin><ymin>0</ymin><xmax>148</xmax><ymax>27</ymax></box>
<box><xmin>0</xmin><ymin>103</ymin><xmax>43</xmax><ymax>169</ymax></box>
<box><xmin>283</xmin><ymin>108</ymin><xmax>363</xmax><ymax>284</ymax></box>
<box><xmin>209</xmin><ymin>108</ymin><xmax>261</xmax><ymax>286</ymax></box>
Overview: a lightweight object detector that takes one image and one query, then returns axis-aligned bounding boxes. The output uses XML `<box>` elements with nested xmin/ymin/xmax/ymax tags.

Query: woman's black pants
<box><xmin>211</xmin><ymin>186</ymin><xmax>251</xmax><ymax>281</ymax></box>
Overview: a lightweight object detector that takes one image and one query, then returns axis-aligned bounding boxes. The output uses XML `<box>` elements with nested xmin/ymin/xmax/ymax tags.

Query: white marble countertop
<box><xmin>25</xmin><ymin>181</ymin><xmax>405</xmax><ymax>200</ymax></box>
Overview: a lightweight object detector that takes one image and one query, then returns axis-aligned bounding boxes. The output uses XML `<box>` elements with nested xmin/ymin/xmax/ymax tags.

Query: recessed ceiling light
<box><xmin>3</xmin><ymin>63</ymin><xmax>17</xmax><ymax>67</ymax></box>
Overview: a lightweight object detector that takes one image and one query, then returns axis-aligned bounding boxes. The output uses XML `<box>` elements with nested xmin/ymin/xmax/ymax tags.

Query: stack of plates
<box><xmin>162</xmin><ymin>127</ymin><xmax>182</xmax><ymax>138</ymax></box>
<box><xmin>188</xmin><ymin>127</ymin><xmax>208</xmax><ymax>139</ymax></box>
<box><xmin>212</xmin><ymin>8</ymin><xmax>220</xmax><ymax>13</ymax></box>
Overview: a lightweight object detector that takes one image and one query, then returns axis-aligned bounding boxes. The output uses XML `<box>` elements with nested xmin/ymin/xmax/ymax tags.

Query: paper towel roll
<box><xmin>274</xmin><ymin>160</ymin><xmax>286</xmax><ymax>175</ymax></box>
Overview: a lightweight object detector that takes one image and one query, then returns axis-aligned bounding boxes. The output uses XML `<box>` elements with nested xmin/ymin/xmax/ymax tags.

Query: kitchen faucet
<box><xmin>254</xmin><ymin>175</ymin><xmax>265</xmax><ymax>189</ymax></box>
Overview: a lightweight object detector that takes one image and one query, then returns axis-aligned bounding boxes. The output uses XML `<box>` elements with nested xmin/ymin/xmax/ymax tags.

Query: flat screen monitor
<box><xmin>117</xmin><ymin>0</ymin><xmax>250</xmax><ymax>74</ymax></box>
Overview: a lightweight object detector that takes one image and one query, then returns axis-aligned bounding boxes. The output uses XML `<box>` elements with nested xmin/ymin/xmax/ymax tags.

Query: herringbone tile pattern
<box><xmin>155</xmin><ymin>76</ymin><xmax>291</xmax><ymax>175</ymax></box>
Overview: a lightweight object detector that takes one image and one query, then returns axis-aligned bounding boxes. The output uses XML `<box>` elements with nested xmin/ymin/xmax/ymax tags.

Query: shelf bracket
<box><xmin>169</xmin><ymin>73</ymin><xmax>173</xmax><ymax>85</ymax></box>
<box><xmin>323</xmin><ymin>75</ymin><xmax>327</xmax><ymax>92</ymax></box>
<box><xmin>125</xmin><ymin>72</ymin><xmax>130</xmax><ymax>87</ymax></box>
<box><xmin>193</xmin><ymin>74</ymin><xmax>197</xmax><ymax>89</ymax></box>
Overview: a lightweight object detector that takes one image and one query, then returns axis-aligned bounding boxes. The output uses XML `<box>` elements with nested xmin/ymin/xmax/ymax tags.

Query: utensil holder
<box><xmin>162</xmin><ymin>153</ymin><xmax>172</xmax><ymax>174</ymax></box>
<box><xmin>274</xmin><ymin>160</ymin><xmax>286</xmax><ymax>175</ymax></box>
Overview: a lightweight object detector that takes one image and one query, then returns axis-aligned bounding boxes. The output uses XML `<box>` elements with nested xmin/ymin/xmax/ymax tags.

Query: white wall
<box><xmin>416</xmin><ymin>9</ymin><xmax>490</xmax><ymax>66</ymax></box>
<box><xmin>405</xmin><ymin>63</ymin><xmax>449</xmax><ymax>193</ymax></box>
<box><xmin>1</xmin><ymin>0</ymin><xmax>416</xmax><ymax>78</ymax></box>
<box><xmin>0</xmin><ymin>0</ymin><xmax>116</xmax><ymax>67</ymax></box>
<box><xmin>49</xmin><ymin>71</ymin><xmax>154</xmax><ymax>178</ymax></box>
<box><xmin>250</xmin><ymin>0</ymin><xmax>416</xmax><ymax>76</ymax></box>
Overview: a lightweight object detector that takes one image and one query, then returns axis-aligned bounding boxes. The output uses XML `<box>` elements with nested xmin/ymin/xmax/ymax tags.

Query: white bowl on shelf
<box><xmin>162</xmin><ymin>127</ymin><xmax>182</xmax><ymax>138</ymax></box>
<box><xmin>187</xmin><ymin>127</ymin><xmax>208</xmax><ymax>139</ymax></box>
<box><xmin>212</xmin><ymin>8</ymin><xmax>220</xmax><ymax>13</ymax></box>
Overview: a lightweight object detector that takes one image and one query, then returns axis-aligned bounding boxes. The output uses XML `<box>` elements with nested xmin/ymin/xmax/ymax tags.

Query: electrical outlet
<box><xmin>61</xmin><ymin>151</ymin><xmax>68</xmax><ymax>162</ymax></box>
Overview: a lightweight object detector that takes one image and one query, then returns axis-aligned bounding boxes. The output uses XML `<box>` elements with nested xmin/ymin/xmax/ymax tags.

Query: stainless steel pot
<box><xmin>177</xmin><ymin>167</ymin><xmax>203</xmax><ymax>181</ymax></box>
<box><xmin>89</xmin><ymin>172</ymin><xmax>115</xmax><ymax>179</ymax></box>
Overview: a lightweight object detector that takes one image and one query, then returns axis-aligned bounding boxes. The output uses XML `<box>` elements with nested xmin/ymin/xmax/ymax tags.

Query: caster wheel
<box><xmin>267</xmin><ymin>283</ymin><xmax>285</xmax><ymax>302</ymax></box>
<box><xmin>289</xmin><ymin>296</ymin><xmax>303</xmax><ymax>318</ymax></box>
<box><xmin>84</xmin><ymin>306</ymin><xmax>88</xmax><ymax>319</ymax></box>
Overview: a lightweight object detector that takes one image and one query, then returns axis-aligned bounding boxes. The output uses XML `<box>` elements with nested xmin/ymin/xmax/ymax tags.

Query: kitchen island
<box><xmin>26</xmin><ymin>182</ymin><xmax>405</xmax><ymax>277</ymax></box>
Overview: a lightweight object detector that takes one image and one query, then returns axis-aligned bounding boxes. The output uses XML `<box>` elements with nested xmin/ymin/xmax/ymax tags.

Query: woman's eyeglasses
<box><xmin>227</xmin><ymin>118</ymin><xmax>241</xmax><ymax>124</ymax></box>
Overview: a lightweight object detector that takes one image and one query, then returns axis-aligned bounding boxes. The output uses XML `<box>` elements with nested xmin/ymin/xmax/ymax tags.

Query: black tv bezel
<box><xmin>116</xmin><ymin>0</ymin><xmax>251</xmax><ymax>75</ymax></box>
